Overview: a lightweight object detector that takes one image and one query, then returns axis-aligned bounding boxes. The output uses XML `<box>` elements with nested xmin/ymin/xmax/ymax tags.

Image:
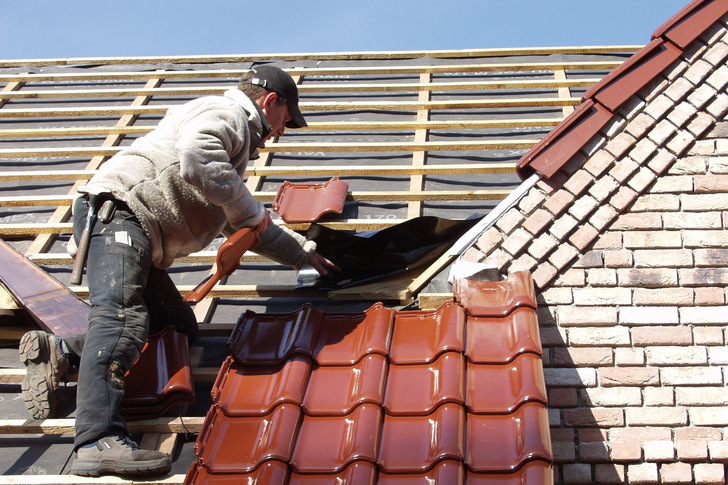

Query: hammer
<box><xmin>70</xmin><ymin>187</ymin><xmax>111</xmax><ymax>285</ymax></box>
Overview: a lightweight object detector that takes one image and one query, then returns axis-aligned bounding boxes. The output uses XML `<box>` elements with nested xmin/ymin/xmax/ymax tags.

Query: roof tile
<box><xmin>272</xmin><ymin>176</ymin><xmax>349</xmax><ymax>223</ymax></box>
<box><xmin>185</xmin><ymin>271</ymin><xmax>553</xmax><ymax>483</ymax></box>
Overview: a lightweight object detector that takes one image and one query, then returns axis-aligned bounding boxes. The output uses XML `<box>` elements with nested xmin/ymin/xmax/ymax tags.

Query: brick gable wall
<box><xmin>466</xmin><ymin>19</ymin><xmax>728</xmax><ymax>485</ymax></box>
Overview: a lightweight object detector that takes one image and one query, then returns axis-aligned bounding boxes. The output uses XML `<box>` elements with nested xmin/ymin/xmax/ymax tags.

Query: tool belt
<box><xmin>81</xmin><ymin>194</ymin><xmax>132</xmax><ymax>223</ymax></box>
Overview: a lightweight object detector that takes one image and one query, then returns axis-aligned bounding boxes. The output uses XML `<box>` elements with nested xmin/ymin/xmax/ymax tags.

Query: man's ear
<box><xmin>259</xmin><ymin>91</ymin><xmax>278</xmax><ymax>111</ymax></box>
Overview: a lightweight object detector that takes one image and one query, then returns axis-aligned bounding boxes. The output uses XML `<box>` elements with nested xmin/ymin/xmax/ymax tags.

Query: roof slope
<box><xmin>517</xmin><ymin>0</ymin><xmax>728</xmax><ymax>181</ymax></box>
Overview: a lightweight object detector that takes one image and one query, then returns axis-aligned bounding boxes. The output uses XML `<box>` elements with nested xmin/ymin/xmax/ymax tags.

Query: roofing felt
<box><xmin>183</xmin><ymin>271</ymin><xmax>553</xmax><ymax>483</ymax></box>
<box><xmin>516</xmin><ymin>0</ymin><xmax>728</xmax><ymax>179</ymax></box>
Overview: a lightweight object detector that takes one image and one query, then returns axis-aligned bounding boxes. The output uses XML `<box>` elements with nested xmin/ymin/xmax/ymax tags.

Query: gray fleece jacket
<box><xmin>82</xmin><ymin>88</ymin><xmax>316</xmax><ymax>269</ymax></box>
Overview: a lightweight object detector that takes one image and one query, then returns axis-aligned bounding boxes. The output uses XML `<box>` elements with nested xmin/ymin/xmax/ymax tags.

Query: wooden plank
<box><xmin>0</xmin><ymin>97</ymin><xmax>580</xmax><ymax>119</ymax></box>
<box><xmin>0</xmin><ymin>118</ymin><xmax>564</xmax><ymax>138</ymax></box>
<box><xmin>0</xmin><ymin>417</ymin><xmax>205</xmax><ymax>435</ymax></box>
<box><xmin>0</xmin><ymin>475</ymin><xmax>186</xmax><ymax>484</ymax></box>
<box><xmin>0</xmin><ymin>189</ymin><xmax>511</xmax><ymax>208</ymax></box>
<box><xmin>0</xmin><ymin>60</ymin><xmax>625</xmax><ymax>83</ymax></box>
<box><xmin>0</xmin><ymin>139</ymin><xmax>540</xmax><ymax>159</ymax></box>
<box><xmin>0</xmin><ymin>163</ymin><xmax>516</xmax><ymax>182</ymax></box>
<box><xmin>408</xmin><ymin>72</ymin><xmax>431</xmax><ymax>219</ymax></box>
<box><xmin>0</xmin><ymin>78</ymin><xmax>602</xmax><ymax>100</ymax></box>
<box><xmin>0</xmin><ymin>44</ymin><xmax>639</xmax><ymax>69</ymax></box>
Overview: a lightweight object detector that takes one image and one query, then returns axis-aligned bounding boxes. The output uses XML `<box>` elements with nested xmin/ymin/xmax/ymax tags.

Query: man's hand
<box><xmin>308</xmin><ymin>251</ymin><xmax>340</xmax><ymax>276</ymax></box>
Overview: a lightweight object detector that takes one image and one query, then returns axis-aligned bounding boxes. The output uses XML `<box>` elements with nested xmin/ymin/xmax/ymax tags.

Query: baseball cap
<box><xmin>246</xmin><ymin>65</ymin><xmax>307</xmax><ymax>129</ymax></box>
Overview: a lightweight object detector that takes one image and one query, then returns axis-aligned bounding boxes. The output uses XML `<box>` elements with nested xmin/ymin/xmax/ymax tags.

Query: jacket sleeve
<box><xmin>255</xmin><ymin>224</ymin><xmax>317</xmax><ymax>269</ymax></box>
<box><xmin>176</xmin><ymin>104</ymin><xmax>266</xmax><ymax>229</ymax></box>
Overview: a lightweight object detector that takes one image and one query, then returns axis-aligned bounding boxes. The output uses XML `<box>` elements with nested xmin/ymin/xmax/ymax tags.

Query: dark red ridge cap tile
<box><xmin>516</xmin><ymin>99</ymin><xmax>613</xmax><ymax>179</ymax></box>
<box><xmin>272</xmin><ymin>176</ymin><xmax>349</xmax><ymax>223</ymax></box>
<box><xmin>466</xmin><ymin>352</ymin><xmax>548</xmax><ymax>414</ymax></box>
<box><xmin>653</xmin><ymin>0</ymin><xmax>728</xmax><ymax>48</ymax></box>
<box><xmin>466</xmin><ymin>402</ymin><xmax>552</xmax><ymax>472</ymax></box>
<box><xmin>516</xmin><ymin>0</ymin><xmax>726</xmax><ymax>180</ymax></box>
<box><xmin>454</xmin><ymin>270</ymin><xmax>537</xmax><ymax>317</ymax></box>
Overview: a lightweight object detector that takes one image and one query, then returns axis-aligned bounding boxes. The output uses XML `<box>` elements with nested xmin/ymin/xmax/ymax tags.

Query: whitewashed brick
<box><xmin>645</xmin><ymin>346</ymin><xmax>707</xmax><ymax>365</ymax></box>
<box><xmin>573</xmin><ymin>287</ymin><xmax>632</xmax><ymax>306</ymax></box>
<box><xmin>620</xmin><ymin>307</ymin><xmax>679</xmax><ymax>325</ymax></box>
<box><xmin>626</xmin><ymin>407</ymin><xmax>688</xmax><ymax>426</ymax></box>
<box><xmin>643</xmin><ymin>387</ymin><xmax>675</xmax><ymax>406</ymax></box>
<box><xmin>676</xmin><ymin>387</ymin><xmax>728</xmax><ymax>406</ymax></box>
<box><xmin>633</xmin><ymin>249</ymin><xmax>693</xmax><ymax>267</ymax></box>
<box><xmin>662</xmin><ymin>367</ymin><xmax>724</xmax><ymax>386</ymax></box>
<box><xmin>558</xmin><ymin>306</ymin><xmax>618</xmax><ymax>326</ymax></box>
<box><xmin>581</xmin><ymin>387</ymin><xmax>642</xmax><ymax>406</ymax></box>
<box><xmin>680</xmin><ymin>306</ymin><xmax>728</xmax><ymax>325</ymax></box>
<box><xmin>643</xmin><ymin>440</ymin><xmax>675</xmax><ymax>461</ymax></box>
<box><xmin>691</xmin><ymin>407</ymin><xmax>728</xmax><ymax>426</ymax></box>
<box><xmin>569</xmin><ymin>327</ymin><xmax>631</xmax><ymax>346</ymax></box>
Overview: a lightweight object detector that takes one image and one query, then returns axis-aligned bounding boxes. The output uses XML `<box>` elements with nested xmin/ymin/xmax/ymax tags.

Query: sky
<box><xmin>1</xmin><ymin>0</ymin><xmax>692</xmax><ymax>60</ymax></box>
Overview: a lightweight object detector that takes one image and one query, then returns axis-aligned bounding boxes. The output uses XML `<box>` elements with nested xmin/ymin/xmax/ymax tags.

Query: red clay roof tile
<box><xmin>185</xmin><ymin>271</ymin><xmax>553</xmax><ymax>483</ymax></box>
<box><xmin>272</xmin><ymin>176</ymin><xmax>349</xmax><ymax>223</ymax></box>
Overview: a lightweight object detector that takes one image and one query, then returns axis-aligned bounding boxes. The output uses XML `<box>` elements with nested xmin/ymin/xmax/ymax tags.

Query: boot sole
<box><xmin>19</xmin><ymin>331</ymin><xmax>58</xmax><ymax>419</ymax></box>
<box><xmin>71</xmin><ymin>457</ymin><xmax>172</xmax><ymax>477</ymax></box>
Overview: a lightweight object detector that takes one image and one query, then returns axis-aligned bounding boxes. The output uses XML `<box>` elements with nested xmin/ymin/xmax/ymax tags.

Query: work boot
<box><xmin>71</xmin><ymin>434</ymin><xmax>172</xmax><ymax>477</ymax></box>
<box><xmin>19</xmin><ymin>330</ymin><xmax>75</xmax><ymax>419</ymax></box>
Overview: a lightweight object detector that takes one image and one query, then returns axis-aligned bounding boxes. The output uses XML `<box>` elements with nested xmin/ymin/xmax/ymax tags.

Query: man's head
<box><xmin>238</xmin><ymin>65</ymin><xmax>307</xmax><ymax>132</ymax></box>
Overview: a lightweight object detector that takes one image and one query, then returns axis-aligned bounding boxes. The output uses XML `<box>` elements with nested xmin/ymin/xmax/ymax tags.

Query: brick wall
<box><xmin>465</xmin><ymin>20</ymin><xmax>728</xmax><ymax>485</ymax></box>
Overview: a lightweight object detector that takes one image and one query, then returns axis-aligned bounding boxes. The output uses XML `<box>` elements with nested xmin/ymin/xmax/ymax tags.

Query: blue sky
<box><xmin>2</xmin><ymin>0</ymin><xmax>690</xmax><ymax>60</ymax></box>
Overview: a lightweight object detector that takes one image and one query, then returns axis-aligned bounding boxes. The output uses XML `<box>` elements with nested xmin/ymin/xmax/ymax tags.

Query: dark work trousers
<box><xmin>67</xmin><ymin>196</ymin><xmax>198</xmax><ymax>449</ymax></box>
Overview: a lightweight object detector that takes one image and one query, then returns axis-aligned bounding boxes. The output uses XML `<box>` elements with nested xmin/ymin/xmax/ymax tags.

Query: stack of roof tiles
<box><xmin>184</xmin><ymin>271</ymin><xmax>553</xmax><ymax>484</ymax></box>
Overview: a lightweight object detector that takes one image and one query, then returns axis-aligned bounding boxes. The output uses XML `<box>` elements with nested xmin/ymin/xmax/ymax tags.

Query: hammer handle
<box><xmin>69</xmin><ymin>228</ymin><xmax>91</xmax><ymax>285</ymax></box>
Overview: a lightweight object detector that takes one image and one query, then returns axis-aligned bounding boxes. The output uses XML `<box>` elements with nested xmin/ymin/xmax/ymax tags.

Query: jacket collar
<box><xmin>224</xmin><ymin>88</ymin><xmax>272</xmax><ymax>154</ymax></box>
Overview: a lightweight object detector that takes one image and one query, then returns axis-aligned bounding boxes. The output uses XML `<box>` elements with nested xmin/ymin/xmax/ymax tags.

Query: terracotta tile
<box><xmin>583</xmin><ymin>38</ymin><xmax>682</xmax><ymax>112</ymax></box>
<box><xmin>288</xmin><ymin>461</ymin><xmax>377</xmax><ymax>484</ymax></box>
<box><xmin>389</xmin><ymin>301</ymin><xmax>465</xmax><ymax>364</ymax></box>
<box><xmin>467</xmin><ymin>460</ymin><xmax>554</xmax><ymax>484</ymax></box>
<box><xmin>313</xmin><ymin>303</ymin><xmax>394</xmax><ymax>365</ymax></box>
<box><xmin>272</xmin><ymin>176</ymin><xmax>349</xmax><ymax>223</ymax></box>
<box><xmin>302</xmin><ymin>354</ymin><xmax>388</xmax><ymax>416</ymax></box>
<box><xmin>383</xmin><ymin>352</ymin><xmax>466</xmax><ymax>415</ymax></box>
<box><xmin>378</xmin><ymin>403</ymin><xmax>466</xmax><ymax>473</ymax></box>
<box><xmin>195</xmin><ymin>404</ymin><xmax>301</xmax><ymax>474</ymax></box>
<box><xmin>211</xmin><ymin>356</ymin><xmax>311</xmax><ymax>416</ymax></box>
<box><xmin>378</xmin><ymin>459</ymin><xmax>464</xmax><ymax>484</ymax></box>
<box><xmin>122</xmin><ymin>327</ymin><xmax>194</xmax><ymax>418</ymax></box>
<box><xmin>653</xmin><ymin>0</ymin><xmax>728</xmax><ymax>49</ymax></box>
<box><xmin>289</xmin><ymin>403</ymin><xmax>382</xmax><ymax>473</ymax></box>
<box><xmin>465</xmin><ymin>307</ymin><xmax>542</xmax><ymax>364</ymax></box>
<box><xmin>466</xmin><ymin>352</ymin><xmax>548</xmax><ymax>414</ymax></box>
<box><xmin>228</xmin><ymin>304</ymin><xmax>323</xmax><ymax>365</ymax></box>
<box><xmin>466</xmin><ymin>402</ymin><xmax>552</xmax><ymax>473</ymax></box>
<box><xmin>453</xmin><ymin>271</ymin><xmax>537</xmax><ymax>317</ymax></box>
<box><xmin>184</xmin><ymin>460</ymin><xmax>289</xmax><ymax>485</ymax></box>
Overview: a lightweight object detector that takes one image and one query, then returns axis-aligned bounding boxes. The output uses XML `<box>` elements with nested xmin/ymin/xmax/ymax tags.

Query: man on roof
<box><xmin>18</xmin><ymin>64</ymin><xmax>337</xmax><ymax>478</ymax></box>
